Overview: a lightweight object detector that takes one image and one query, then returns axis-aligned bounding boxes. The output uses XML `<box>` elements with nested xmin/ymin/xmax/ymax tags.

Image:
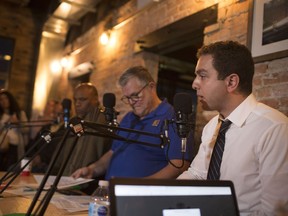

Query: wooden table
<box><xmin>0</xmin><ymin>172</ymin><xmax>87</xmax><ymax>215</ymax></box>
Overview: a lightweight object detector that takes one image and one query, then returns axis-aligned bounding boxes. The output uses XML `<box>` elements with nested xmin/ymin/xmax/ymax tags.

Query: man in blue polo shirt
<box><xmin>72</xmin><ymin>66</ymin><xmax>193</xmax><ymax>180</ymax></box>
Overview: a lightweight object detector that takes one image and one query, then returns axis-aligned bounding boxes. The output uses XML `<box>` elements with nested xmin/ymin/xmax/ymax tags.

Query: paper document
<box><xmin>33</xmin><ymin>175</ymin><xmax>94</xmax><ymax>190</ymax></box>
<box><xmin>51</xmin><ymin>195</ymin><xmax>91</xmax><ymax>212</ymax></box>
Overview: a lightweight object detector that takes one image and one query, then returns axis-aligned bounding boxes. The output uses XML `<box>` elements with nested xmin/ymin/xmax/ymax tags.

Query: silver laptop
<box><xmin>109</xmin><ymin>178</ymin><xmax>239</xmax><ymax>216</ymax></box>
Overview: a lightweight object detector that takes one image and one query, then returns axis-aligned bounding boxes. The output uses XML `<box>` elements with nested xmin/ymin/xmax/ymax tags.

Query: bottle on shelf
<box><xmin>88</xmin><ymin>180</ymin><xmax>110</xmax><ymax>216</ymax></box>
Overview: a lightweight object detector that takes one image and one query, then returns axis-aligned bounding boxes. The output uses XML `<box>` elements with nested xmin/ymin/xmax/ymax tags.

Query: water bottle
<box><xmin>88</xmin><ymin>180</ymin><xmax>110</xmax><ymax>216</ymax></box>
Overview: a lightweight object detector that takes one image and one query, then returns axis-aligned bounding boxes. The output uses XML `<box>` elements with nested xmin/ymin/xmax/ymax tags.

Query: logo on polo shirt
<box><xmin>152</xmin><ymin>119</ymin><xmax>160</xmax><ymax>126</ymax></box>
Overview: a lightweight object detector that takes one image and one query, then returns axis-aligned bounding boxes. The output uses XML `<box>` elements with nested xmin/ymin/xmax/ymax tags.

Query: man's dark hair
<box><xmin>197</xmin><ymin>40</ymin><xmax>254</xmax><ymax>95</ymax></box>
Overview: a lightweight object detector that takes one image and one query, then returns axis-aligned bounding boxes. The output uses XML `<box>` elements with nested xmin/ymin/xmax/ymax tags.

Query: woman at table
<box><xmin>0</xmin><ymin>90</ymin><xmax>29</xmax><ymax>171</ymax></box>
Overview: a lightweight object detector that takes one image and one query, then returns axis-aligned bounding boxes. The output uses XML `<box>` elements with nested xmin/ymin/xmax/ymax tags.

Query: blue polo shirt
<box><xmin>105</xmin><ymin>99</ymin><xmax>193</xmax><ymax>180</ymax></box>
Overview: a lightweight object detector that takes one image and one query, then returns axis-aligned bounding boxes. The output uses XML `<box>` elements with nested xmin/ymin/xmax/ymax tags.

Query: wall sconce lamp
<box><xmin>50</xmin><ymin>60</ymin><xmax>61</xmax><ymax>75</ymax></box>
<box><xmin>60</xmin><ymin>56</ymin><xmax>70</xmax><ymax>68</ymax></box>
<box><xmin>50</xmin><ymin>56</ymin><xmax>71</xmax><ymax>75</ymax></box>
<box><xmin>99</xmin><ymin>30</ymin><xmax>111</xmax><ymax>45</ymax></box>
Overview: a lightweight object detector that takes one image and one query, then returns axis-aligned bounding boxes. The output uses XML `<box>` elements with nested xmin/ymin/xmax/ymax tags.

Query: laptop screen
<box><xmin>109</xmin><ymin>178</ymin><xmax>239</xmax><ymax>216</ymax></box>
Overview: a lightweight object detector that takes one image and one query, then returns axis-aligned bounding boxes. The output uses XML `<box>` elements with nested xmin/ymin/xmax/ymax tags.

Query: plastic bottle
<box><xmin>88</xmin><ymin>180</ymin><xmax>110</xmax><ymax>216</ymax></box>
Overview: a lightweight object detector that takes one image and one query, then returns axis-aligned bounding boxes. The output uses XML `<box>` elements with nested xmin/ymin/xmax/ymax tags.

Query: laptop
<box><xmin>109</xmin><ymin>178</ymin><xmax>239</xmax><ymax>216</ymax></box>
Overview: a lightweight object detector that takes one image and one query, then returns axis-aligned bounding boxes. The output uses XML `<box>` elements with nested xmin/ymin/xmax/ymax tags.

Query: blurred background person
<box><xmin>28</xmin><ymin>100</ymin><xmax>64</xmax><ymax>173</ymax></box>
<box><xmin>31</xmin><ymin>83</ymin><xmax>112</xmax><ymax>181</ymax></box>
<box><xmin>0</xmin><ymin>89</ymin><xmax>29</xmax><ymax>171</ymax></box>
<box><xmin>29</xmin><ymin>99</ymin><xmax>61</xmax><ymax>141</ymax></box>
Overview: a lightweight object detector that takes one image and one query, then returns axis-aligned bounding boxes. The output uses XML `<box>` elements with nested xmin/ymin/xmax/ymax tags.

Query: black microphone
<box><xmin>103</xmin><ymin>93</ymin><xmax>119</xmax><ymax>127</ymax></box>
<box><xmin>61</xmin><ymin>98</ymin><xmax>72</xmax><ymax>128</ymax></box>
<box><xmin>173</xmin><ymin>92</ymin><xmax>193</xmax><ymax>153</ymax></box>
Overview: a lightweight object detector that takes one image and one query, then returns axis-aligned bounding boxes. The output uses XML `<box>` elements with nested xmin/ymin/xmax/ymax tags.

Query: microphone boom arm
<box><xmin>82</xmin><ymin>119</ymin><xmax>166</xmax><ymax>148</ymax></box>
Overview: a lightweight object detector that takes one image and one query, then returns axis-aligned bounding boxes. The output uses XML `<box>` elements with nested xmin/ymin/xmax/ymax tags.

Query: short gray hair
<box><xmin>118</xmin><ymin>66</ymin><xmax>155</xmax><ymax>87</ymax></box>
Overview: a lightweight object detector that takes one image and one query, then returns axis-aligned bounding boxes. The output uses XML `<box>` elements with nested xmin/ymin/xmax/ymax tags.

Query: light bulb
<box><xmin>100</xmin><ymin>32</ymin><xmax>110</xmax><ymax>45</ymax></box>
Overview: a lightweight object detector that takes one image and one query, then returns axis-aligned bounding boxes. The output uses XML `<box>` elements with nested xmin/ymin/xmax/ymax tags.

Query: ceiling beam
<box><xmin>61</xmin><ymin>0</ymin><xmax>97</xmax><ymax>13</ymax></box>
<box><xmin>50</xmin><ymin>15</ymin><xmax>81</xmax><ymax>25</ymax></box>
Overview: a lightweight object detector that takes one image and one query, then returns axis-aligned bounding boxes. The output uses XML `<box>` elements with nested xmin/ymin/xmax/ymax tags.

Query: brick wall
<box><xmin>0</xmin><ymin>1</ymin><xmax>43</xmax><ymax>118</ymax></box>
<box><xmin>254</xmin><ymin>58</ymin><xmax>288</xmax><ymax>115</ymax></box>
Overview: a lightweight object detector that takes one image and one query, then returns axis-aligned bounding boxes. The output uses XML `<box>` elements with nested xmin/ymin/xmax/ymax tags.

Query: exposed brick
<box><xmin>254</xmin><ymin>86</ymin><xmax>273</xmax><ymax>99</ymax></box>
<box><xmin>268</xmin><ymin>57</ymin><xmax>288</xmax><ymax>73</ymax></box>
<box><xmin>253</xmin><ymin>75</ymin><xmax>262</xmax><ymax>87</ymax></box>
<box><xmin>255</xmin><ymin>63</ymin><xmax>268</xmax><ymax>74</ymax></box>
<box><xmin>0</xmin><ymin>1</ymin><xmax>43</xmax><ymax>117</ymax></box>
<box><xmin>271</xmin><ymin>84</ymin><xmax>288</xmax><ymax>97</ymax></box>
<box><xmin>204</xmin><ymin>23</ymin><xmax>220</xmax><ymax>34</ymax></box>
<box><xmin>263</xmin><ymin>72</ymin><xmax>288</xmax><ymax>85</ymax></box>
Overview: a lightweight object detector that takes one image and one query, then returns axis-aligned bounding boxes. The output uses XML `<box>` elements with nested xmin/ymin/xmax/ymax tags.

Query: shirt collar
<box><xmin>143</xmin><ymin>98</ymin><xmax>169</xmax><ymax>120</ymax></box>
<box><xmin>129</xmin><ymin>98</ymin><xmax>169</xmax><ymax>121</ymax></box>
<box><xmin>226</xmin><ymin>94</ymin><xmax>258</xmax><ymax>127</ymax></box>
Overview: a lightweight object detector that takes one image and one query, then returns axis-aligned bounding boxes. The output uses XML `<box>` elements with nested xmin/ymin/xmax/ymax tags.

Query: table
<box><xmin>0</xmin><ymin>172</ymin><xmax>88</xmax><ymax>215</ymax></box>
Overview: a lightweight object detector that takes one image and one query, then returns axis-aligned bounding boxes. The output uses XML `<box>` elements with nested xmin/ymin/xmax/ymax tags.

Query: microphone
<box><xmin>61</xmin><ymin>98</ymin><xmax>72</xmax><ymax>128</ymax></box>
<box><xmin>173</xmin><ymin>92</ymin><xmax>193</xmax><ymax>153</ymax></box>
<box><xmin>103</xmin><ymin>93</ymin><xmax>119</xmax><ymax>127</ymax></box>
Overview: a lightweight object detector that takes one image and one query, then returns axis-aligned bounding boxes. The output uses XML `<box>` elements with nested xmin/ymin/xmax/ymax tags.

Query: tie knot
<box><xmin>220</xmin><ymin>120</ymin><xmax>232</xmax><ymax>134</ymax></box>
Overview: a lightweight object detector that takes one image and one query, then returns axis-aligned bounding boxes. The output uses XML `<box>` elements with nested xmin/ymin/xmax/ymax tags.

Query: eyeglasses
<box><xmin>121</xmin><ymin>83</ymin><xmax>149</xmax><ymax>104</ymax></box>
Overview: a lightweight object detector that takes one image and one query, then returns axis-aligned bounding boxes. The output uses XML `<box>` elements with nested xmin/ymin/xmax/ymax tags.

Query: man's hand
<box><xmin>71</xmin><ymin>166</ymin><xmax>93</xmax><ymax>179</ymax></box>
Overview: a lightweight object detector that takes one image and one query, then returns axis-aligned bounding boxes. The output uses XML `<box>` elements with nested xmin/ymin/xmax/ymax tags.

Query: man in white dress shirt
<box><xmin>178</xmin><ymin>41</ymin><xmax>288</xmax><ymax>216</ymax></box>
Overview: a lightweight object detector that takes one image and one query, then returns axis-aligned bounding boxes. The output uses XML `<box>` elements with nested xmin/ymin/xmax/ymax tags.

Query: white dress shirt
<box><xmin>178</xmin><ymin>94</ymin><xmax>288</xmax><ymax>216</ymax></box>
